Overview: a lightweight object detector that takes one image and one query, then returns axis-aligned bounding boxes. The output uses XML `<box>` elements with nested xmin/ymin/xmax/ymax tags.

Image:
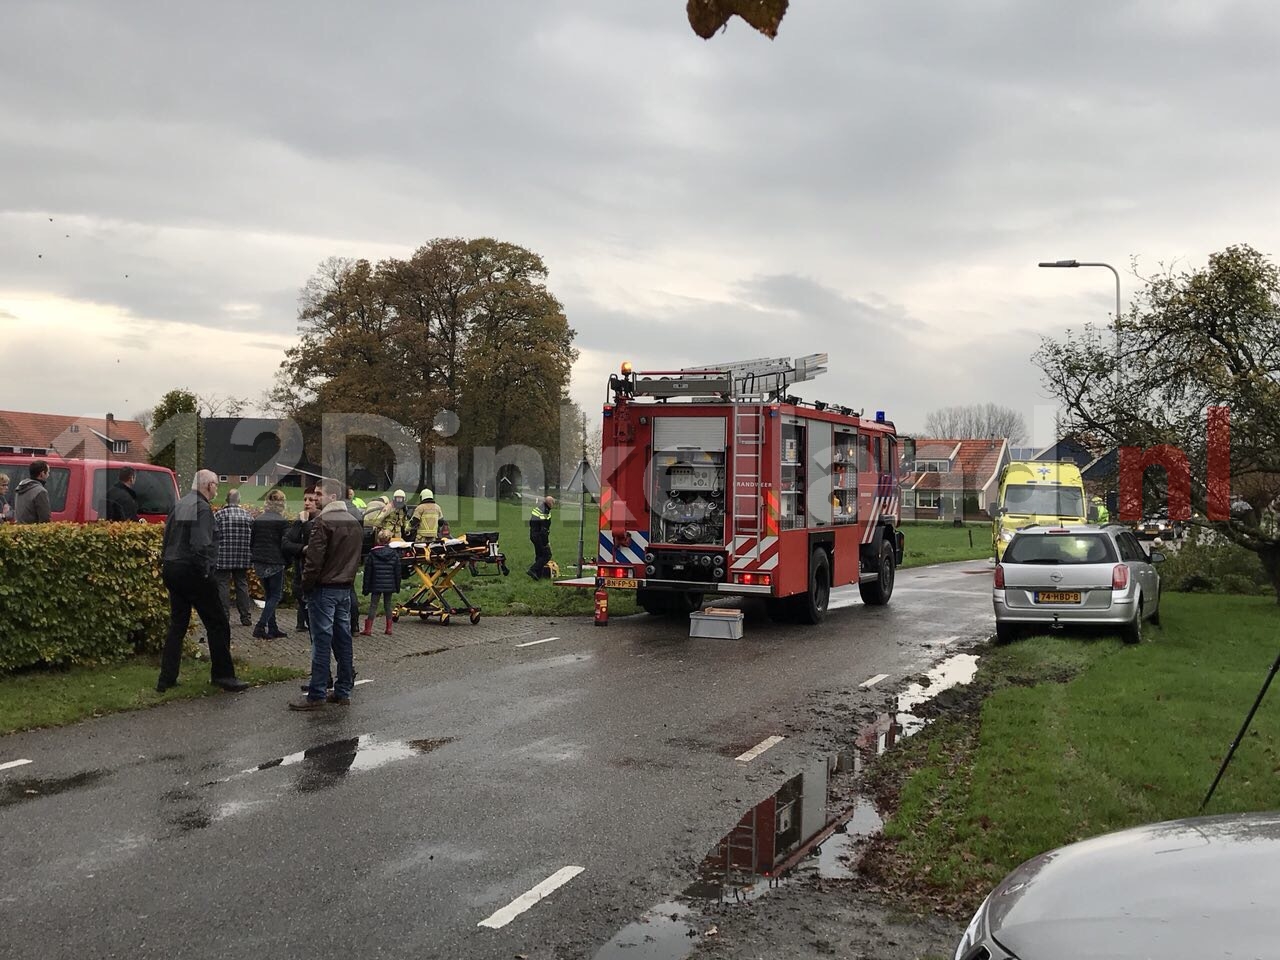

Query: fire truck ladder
<box><xmin>714</xmin><ymin>814</ymin><xmax>761</xmax><ymax>901</ymax></box>
<box><xmin>732</xmin><ymin>405</ymin><xmax>765</xmax><ymax>550</ymax></box>
<box><xmin>694</xmin><ymin>353</ymin><xmax>828</xmax><ymax>400</ymax></box>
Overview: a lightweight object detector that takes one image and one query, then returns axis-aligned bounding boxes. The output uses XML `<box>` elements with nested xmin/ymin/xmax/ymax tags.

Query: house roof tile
<box><xmin>0</xmin><ymin>410</ymin><xmax>151</xmax><ymax>463</ymax></box>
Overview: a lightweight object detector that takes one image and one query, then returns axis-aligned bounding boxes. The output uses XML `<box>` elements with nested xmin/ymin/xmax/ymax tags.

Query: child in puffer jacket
<box><xmin>361</xmin><ymin>529</ymin><xmax>403</xmax><ymax>635</ymax></box>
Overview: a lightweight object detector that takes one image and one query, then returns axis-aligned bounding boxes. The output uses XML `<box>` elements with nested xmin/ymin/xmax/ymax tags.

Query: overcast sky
<box><xmin>3</xmin><ymin>0</ymin><xmax>1278</xmax><ymax>444</ymax></box>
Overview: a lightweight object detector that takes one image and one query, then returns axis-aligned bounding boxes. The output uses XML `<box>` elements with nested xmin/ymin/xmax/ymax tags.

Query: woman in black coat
<box><xmin>251</xmin><ymin>491</ymin><xmax>290</xmax><ymax>639</ymax></box>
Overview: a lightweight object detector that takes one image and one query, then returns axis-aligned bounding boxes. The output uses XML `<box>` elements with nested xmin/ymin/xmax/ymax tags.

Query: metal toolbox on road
<box><xmin>689</xmin><ymin>607</ymin><xmax>745</xmax><ymax>639</ymax></box>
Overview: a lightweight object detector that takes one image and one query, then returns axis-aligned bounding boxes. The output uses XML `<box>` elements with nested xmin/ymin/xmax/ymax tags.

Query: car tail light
<box><xmin>735</xmin><ymin>572</ymin><xmax>772</xmax><ymax>586</ymax></box>
<box><xmin>1112</xmin><ymin>564</ymin><xmax>1129</xmax><ymax>589</ymax></box>
<box><xmin>994</xmin><ymin>564</ymin><xmax>1005</xmax><ymax>589</ymax></box>
<box><xmin>600</xmin><ymin>565</ymin><xmax>631</xmax><ymax>578</ymax></box>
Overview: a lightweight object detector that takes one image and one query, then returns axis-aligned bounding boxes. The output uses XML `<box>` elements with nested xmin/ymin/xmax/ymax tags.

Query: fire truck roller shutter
<box><xmin>653</xmin><ymin>417</ymin><xmax>726</xmax><ymax>450</ymax></box>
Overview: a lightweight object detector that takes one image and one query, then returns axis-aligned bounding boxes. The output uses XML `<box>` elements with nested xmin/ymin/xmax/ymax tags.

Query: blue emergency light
<box><xmin>875</xmin><ymin>410</ymin><xmax>885</xmax><ymax>422</ymax></box>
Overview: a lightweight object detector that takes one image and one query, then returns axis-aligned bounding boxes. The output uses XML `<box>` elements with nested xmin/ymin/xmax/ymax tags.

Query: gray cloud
<box><xmin>2</xmin><ymin>0</ymin><xmax>1278</xmax><ymax>420</ymax></box>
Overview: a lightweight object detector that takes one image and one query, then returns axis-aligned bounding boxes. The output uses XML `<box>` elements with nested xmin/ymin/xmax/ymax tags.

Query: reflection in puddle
<box><xmin>211</xmin><ymin>734</ymin><xmax>454</xmax><ymax>789</ymax></box>
<box><xmin>687</xmin><ymin>653</ymin><xmax>978</xmax><ymax>903</ymax></box>
<box><xmin>0</xmin><ymin>770</ymin><xmax>109</xmax><ymax>807</ymax></box>
<box><xmin>592</xmin><ymin>901</ymin><xmax>695</xmax><ymax>959</ymax></box>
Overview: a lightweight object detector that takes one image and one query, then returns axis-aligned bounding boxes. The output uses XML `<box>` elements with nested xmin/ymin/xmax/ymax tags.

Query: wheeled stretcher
<box><xmin>391</xmin><ymin>532</ymin><xmax>509</xmax><ymax>626</ymax></box>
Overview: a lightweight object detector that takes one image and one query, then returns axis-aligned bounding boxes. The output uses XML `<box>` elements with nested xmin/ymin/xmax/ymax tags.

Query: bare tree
<box><xmin>130</xmin><ymin>408</ymin><xmax>154</xmax><ymax>432</ymax></box>
<box><xmin>197</xmin><ymin>393</ymin><xmax>250</xmax><ymax>418</ymax></box>
<box><xmin>924</xmin><ymin>403</ymin><xmax>1027</xmax><ymax>443</ymax></box>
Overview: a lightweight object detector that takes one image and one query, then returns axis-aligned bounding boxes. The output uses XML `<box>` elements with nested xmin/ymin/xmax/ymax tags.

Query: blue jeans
<box><xmin>255</xmin><ymin>569</ymin><xmax>284</xmax><ymax>635</ymax></box>
<box><xmin>306</xmin><ymin>586</ymin><xmax>354</xmax><ymax>701</ymax></box>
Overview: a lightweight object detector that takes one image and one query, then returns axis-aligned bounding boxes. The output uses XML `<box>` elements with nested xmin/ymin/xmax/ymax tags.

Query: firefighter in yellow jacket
<box><xmin>408</xmin><ymin>489</ymin><xmax>449</xmax><ymax>541</ymax></box>
<box><xmin>376</xmin><ymin>490</ymin><xmax>411</xmax><ymax>540</ymax></box>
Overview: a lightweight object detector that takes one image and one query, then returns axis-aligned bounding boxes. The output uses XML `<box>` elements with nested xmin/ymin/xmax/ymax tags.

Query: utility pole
<box><xmin>576</xmin><ymin>410</ymin><xmax>588</xmax><ymax>578</ymax></box>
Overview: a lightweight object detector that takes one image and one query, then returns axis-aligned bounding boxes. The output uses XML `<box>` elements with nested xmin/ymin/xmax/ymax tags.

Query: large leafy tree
<box><xmin>1035</xmin><ymin>244</ymin><xmax>1280</xmax><ymax>599</ymax></box>
<box><xmin>273</xmin><ymin>239</ymin><xmax>578</xmax><ymax>492</ymax></box>
<box><xmin>149</xmin><ymin>388</ymin><xmax>204</xmax><ymax>491</ymax></box>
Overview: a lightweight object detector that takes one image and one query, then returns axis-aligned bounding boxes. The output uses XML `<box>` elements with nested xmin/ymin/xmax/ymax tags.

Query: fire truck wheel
<box><xmin>794</xmin><ymin>549</ymin><xmax>831</xmax><ymax>625</ymax></box>
<box><xmin>637</xmin><ymin>588</ymin><xmax>668</xmax><ymax>616</ymax></box>
<box><xmin>858</xmin><ymin>537</ymin><xmax>896</xmax><ymax>606</ymax></box>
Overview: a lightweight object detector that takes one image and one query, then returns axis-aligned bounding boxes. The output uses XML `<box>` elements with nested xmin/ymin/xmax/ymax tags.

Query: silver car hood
<box><xmin>988</xmin><ymin>812</ymin><xmax>1280</xmax><ymax>959</ymax></box>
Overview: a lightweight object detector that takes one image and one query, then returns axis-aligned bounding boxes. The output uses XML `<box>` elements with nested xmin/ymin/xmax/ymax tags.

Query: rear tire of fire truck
<box><xmin>858</xmin><ymin>536</ymin><xmax>896</xmax><ymax>606</ymax></box>
<box><xmin>637</xmin><ymin>588</ymin><xmax>667</xmax><ymax>616</ymax></box>
<box><xmin>793</xmin><ymin>548</ymin><xmax>831</xmax><ymax>625</ymax></box>
<box><xmin>637</xmin><ymin>588</ymin><xmax>703</xmax><ymax>617</ymax></box>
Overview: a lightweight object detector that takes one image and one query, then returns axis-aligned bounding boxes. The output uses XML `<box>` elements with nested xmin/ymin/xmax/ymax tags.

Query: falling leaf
<box><xmin>687</xmin><ymin>0</ymin><xmax>788</xmax><ymax>39</ymax></box>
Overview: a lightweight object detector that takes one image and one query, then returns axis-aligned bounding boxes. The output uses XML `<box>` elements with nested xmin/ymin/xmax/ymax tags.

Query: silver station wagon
<box><xmin>992</xmin><ymin>525</ymin><xmax>1164</xmax><ymax>644</ymax></box>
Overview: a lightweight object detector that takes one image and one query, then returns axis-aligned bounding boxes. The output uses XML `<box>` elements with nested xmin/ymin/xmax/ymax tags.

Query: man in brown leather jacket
<box><xmin>290</xmin><ymin>479</ymin><xmax>363</xmax><ymax>710</ymax></box>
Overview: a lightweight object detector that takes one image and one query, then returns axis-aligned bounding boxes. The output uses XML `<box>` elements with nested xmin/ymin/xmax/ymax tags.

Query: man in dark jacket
<box><xmin>14</xmin><ymin>460</ymin><xmax>51</xmax><ymax>524</ymax></box>
<box><xmin>155</xmin><ymin>470</ymin><xmax>248</xmax><ymax>694</ymax></box>
<box><xmin>104</xmin><ymin>466</ymin><xmax>139</xmax><ymax>521</ymax></box>
<box><xmin>290</xmin><ymin>480</ymin><xmax>363</xmax><ymax>710</ymax></box>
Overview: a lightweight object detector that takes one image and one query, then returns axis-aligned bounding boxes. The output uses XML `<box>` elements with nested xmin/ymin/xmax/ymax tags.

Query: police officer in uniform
<box><xmin>527</xmin><ymin>495</ymin><xmax>554</xmax><ymax>579</ymax></box>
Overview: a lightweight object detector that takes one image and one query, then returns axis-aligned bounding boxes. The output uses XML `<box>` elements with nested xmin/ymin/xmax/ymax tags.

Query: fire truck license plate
<box><xmin>601</xmin><ymin>577</ymin><xmax>638</xmax><ymax>589</ymax></box>
<box><xmin>1035</xmin><ymin>591</ymin><xmax>1081</xmax><ymax>604</ymax></box>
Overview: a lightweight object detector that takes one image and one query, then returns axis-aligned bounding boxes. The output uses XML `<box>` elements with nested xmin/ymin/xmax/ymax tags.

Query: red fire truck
<box><xmin>596</xmin><ymin>355</ymin><xmax>911</xmax><ymax>624</ymax></box>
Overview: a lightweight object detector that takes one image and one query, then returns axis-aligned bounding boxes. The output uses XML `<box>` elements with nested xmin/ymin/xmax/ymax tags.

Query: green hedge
<box><xmin>0</xmin><ymin>523</ymin><xmax>170</xmax><ymax>672</ymax></box>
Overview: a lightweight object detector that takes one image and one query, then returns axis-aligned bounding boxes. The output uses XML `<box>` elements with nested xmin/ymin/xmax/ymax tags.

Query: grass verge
<box><xmin>0</xmin><ymin>657</ymin><xmax>305</xmax><ymax>735</ymax></box>
<box><xmin>862</xmin><ymin>593</ymin><xmax>1280</xmax><ymax>915</ymax></box>
<box><xmin>899</xmin><ymin>521</ymin><xmax>991</xmax><ymax>568</ymax></box>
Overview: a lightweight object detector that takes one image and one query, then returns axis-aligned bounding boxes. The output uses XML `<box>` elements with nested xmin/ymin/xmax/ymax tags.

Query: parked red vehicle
<box><xmin>0</xmin><ymin>455</ymin><xmax>179</xmax><ymax>524</ymax></box>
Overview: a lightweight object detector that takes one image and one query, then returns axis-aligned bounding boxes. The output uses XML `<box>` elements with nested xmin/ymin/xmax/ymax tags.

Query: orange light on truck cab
<box><xmin>621</xmin><ymin>361</ymin><xmax>633</xmax><ymax>375</ymax></box>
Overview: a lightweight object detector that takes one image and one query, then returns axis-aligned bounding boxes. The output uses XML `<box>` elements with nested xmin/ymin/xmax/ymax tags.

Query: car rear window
<box><xmin>1005</xmin><ymin>533</ymin><xmax>1118</xmax><ymax>564</ymax></box>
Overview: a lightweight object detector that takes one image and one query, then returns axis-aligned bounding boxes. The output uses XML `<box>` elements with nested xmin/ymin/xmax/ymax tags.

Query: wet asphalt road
<box><xmin>0</xmin><ymin>560</ymin><xmax>995</xmax><ymax>960</ymax></box>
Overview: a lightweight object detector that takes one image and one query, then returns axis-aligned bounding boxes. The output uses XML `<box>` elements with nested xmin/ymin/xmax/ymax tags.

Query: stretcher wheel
<box><xmin>418</xmin><ymin>612</ymin><xmax>430</xmax><ymax>622</ymax></box>
<box><xmin>440</xmin><ymin>613</ymin><xmax>451</xmax><ymax>625</ymax></box>
<box><xmin>469</xmin><ymin>610</ymin><xmax>481</xmax><ymax>624</ymax></box>
<box><xmin>392</xmin><ymin>613</ymin><xmax>400</xmax><ymax>623</ymax></box>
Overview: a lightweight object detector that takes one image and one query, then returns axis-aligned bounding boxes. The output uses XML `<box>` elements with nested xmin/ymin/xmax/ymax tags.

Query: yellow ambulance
<box><xmin>992</xmin><ymin>461</ymin><xmax>1088</xmax><ymax>559</ymax></box>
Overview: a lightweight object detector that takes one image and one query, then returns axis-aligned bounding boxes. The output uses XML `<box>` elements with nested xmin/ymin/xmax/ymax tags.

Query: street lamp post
<box><xmin>1038</xmin><ymin>259</ymin><xmax>1123</xmax><ymax>390</ymax></box>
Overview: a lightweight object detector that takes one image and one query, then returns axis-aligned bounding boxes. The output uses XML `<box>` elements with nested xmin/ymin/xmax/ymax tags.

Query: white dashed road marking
<box><xmin>860</xmin><ymin>674</ymin><xmax>889</xmax><ymax>689</ymax></box>
<box><xmin>516</xmin><ymin>637</ymin><xmax>559</xmax><ymax>648</ymax></box>
<box><xmin>477</xmin><ymin>865</ymin><xmax>585</xmax><ymax>929</ymax></box>
<box><xmin>735</xmin><ymin>736</ymin><xmax>785</xmax><ymax>763</ymax></box>
<box><xmin>0</xmin><ymin>759</ymin><xmax>33</xmax><ymax>771</ymax></box>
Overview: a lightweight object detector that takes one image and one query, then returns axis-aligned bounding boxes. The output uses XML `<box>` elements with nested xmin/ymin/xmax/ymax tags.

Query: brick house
<box><xmin>0</xmin><ymin>410</ymin><xmax>150</xmax><ymax>462</ymax></box>
<box><xmin>901</xmin><ymin>438</ymin><xmax>1010</xmax><ymax>520</ymax></box>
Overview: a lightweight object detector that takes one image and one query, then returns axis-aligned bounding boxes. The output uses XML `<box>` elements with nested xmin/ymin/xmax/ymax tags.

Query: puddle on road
<box><xmin>210</xmin><ymin>734</ymin><xmax>454</xmax><ymax>789</ymax></box>
<box><xmin>596</xmin><ymin>652</ymin><xmax>979</xmax><ymax>958</ymax></box>
<box><xmin>0</xmin><ymin>769</ymin><xmax>109</xmax><ymax>808</ymax></box>
<box><xmin>592</xmin><ymin>901</ymin><xmax>697</xmax><ymax>960</ymax></box>
<box><xmin>897</xmin><ymin>654</ymin><xmax>979</xmax><ymax>736</ymax></box>
<box><xmin>162</xmin><ymin>735</ymin><xmax>456</xmax><ymax>834</ymax></box>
